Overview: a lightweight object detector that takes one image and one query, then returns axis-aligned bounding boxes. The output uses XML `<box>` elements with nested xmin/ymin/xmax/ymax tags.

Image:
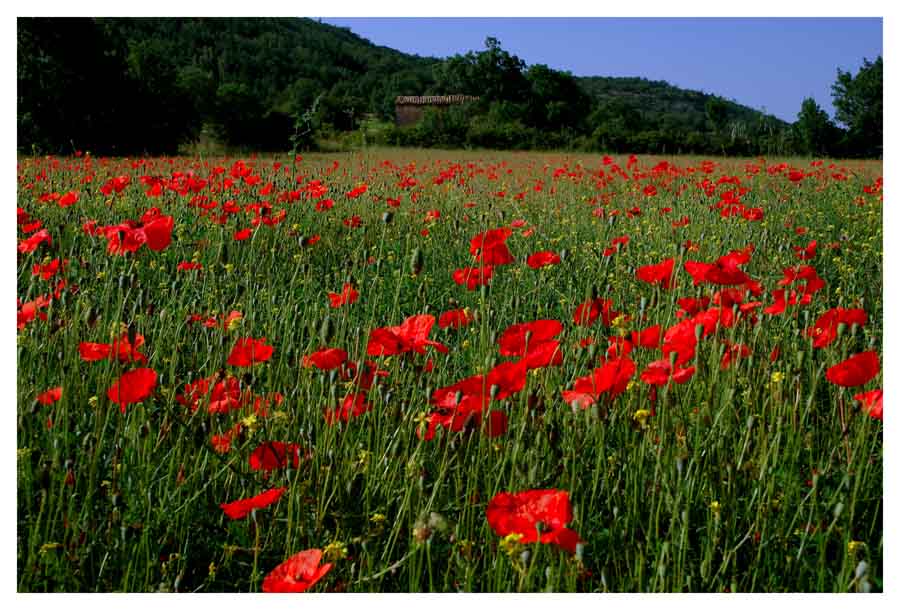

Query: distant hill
<box><xmin>19</xmin><ymin>17</ymin><xmax>796</xmax><ymax>155</ymax></box>
<box><xmin>576</xmin><ymin>75</ymin><xmax>789</xmax><ymax>131</ymax></box>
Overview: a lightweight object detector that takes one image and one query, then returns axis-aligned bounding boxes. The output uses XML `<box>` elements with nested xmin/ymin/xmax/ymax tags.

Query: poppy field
<box><xmin>16</xmin><ymin>150</ymin><xmax>883</xmax><ymax>592</ymax></box>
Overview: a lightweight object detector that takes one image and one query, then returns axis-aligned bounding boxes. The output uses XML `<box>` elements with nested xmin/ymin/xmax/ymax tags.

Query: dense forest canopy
<box><xmin>17</xmin><ymin>17</ymin><xmax>882</xmax><ymax>157</ymax></box>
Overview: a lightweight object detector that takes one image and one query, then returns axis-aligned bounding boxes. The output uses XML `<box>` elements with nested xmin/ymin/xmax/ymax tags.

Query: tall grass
<box><xmin>16</xmin><ymin>151</ymin><xmax>882</xmax><ymax>592</ymax></box>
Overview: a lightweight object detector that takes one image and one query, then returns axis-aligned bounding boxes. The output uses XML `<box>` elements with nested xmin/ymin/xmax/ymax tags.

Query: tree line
<box><xmin>17</xmin><ymin>18</ymin><xmax>882</xmax><ymax>158</ymax></box>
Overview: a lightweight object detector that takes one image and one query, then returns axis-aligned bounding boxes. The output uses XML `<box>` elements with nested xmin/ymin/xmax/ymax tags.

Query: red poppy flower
<box><xmin>854</xmin><ymin>389</ymin><xmax>883</xmax><ymax>420</ymax></box>
<box><xmin>720</xmin><ymin>342</ymin><xmax>752</xmax><ymax>370</ymax></box>
<box><xmin>37</xmin><ymin>386</ymin><xmax>62</xmax><ymax>405</ymax></box>
<box><xmin>262</xmin><ymin>548</ymin><xmax>333</xmax><ymax>593</ymax></box>
<box><xmin>346</xmin><ymin>184</ymin><xmax>368</xmax><ymax>198</ymax></box>
<box><xmin>778</xmin><ymin>265</ymin><xmax>826</xmax><ymax>296</ymax></box>
<box><xmin>635</xmin><ymin>258</ymin><xmax>675</xmax><ymax>289</ymax></box>
<box><xmin>453</xmin><ymin>266</ymin><xmax>494</xmax><ymax>290</ymax></box>
<box><xmin>32</xmin><ymin>258</ymin><xmax>66</xmax><ymax>280</ymax></box>
<box><xmin>17</xmin><ymin>295</ymin><xmax>51</xmax><ymax>331</ymax></box>
<box><xmin>420</xmin><ymin>405</ymin><xmax>507</xmax><ymax>441</ymax></box>
<box><xmin>343</xmin><ymin>215</ymin><xmax>362</xmax><ymax>228</ymax></box>
<box><xmin>302</xmin><ymin>347</ymin><xmax>347</xmax><ymax>370</ymax></box>
<box><xmin>486</xmin><ymin>489</ymin><xmax>582</xmax><ymax>553</ymax></box>
<box><xmin>142</xmin><ymin>215</ymin><xmax>174</xmax><ymax>251</ymax></box>
<box><xmin>763</xmin><ymin>289</ymin><xmax>805</xmax><ymax>316</ymax></box>
<box><xmin>661</xmin><ymin>319</ymin><xmax>700</xmax><ymax>367</ymax></box>
<box><xmin>315</xmin><ymin>198</ymin><xmax>334</xmax><ymax>212</ymax></box>
<box><xmin>58</xmin><ymin>191</ymin><xmax>79</xmax><ymax>207</ymax></box>
<box><xmin>249</xmin><ymin>442</ymin><xmax>305</xmax><ymax>471</ymax></box>
<box><xmin>826</xmin><ymin>351</ymin><xmax>880</xmax><ymax>387</ymax></box>
<box><xmin>684</xmin><ymin>260</ymin><xmax>749</xmax><ymax>286</ymax></box>
<box><xmin>497</xmin><ymin>320</ymin><xmax>563</xmax><ymax>356</ymax></box>
<box><xmin>561</xmin><ymin>357</ymin><xmax>636</xmax><ymax>408</ymax></box>
<box><xmin>79</xmin><ymin>332</ymin><xmax>147</xmax><ymax>364</ymax></box>
<box><xmin>605</xmin><ymin>336</ymin><xmax>633</xmax><ymax>359</ymax></box>
<box><xmin>521</xmin><ymin>339</ymin><xmax>564</xmax><ymax>369</ymax></box>
<box><xmin>526</xmin><ymin>251</ymin><xmax>561</xmax><ymax>269</ymax></box>
<box><xmin>438</xmin><ymin>308</ymin><xmax>472</xmax><ymax>329</ymax></box>
<box><xmin>794</xmin><ymin>240</ymin><xmax>817</xmax><ymax>260</ymax></box>
<box><xmin>486</xmin><ymin>359</ymin><xmax>529</xmax><ymax>399</ymax></box>
<box><xmin>573</xmin><ymin>298</ymin><xmax>619</xmax><ymax>327</ymax></box>
<box><xmin>234</xmin><ymin>228</ymin><xmax>253</xmax><ymax>241</ymax></box>
<box><xmin>640</xmin><ymin>360</ymin><xmax>696</xmax><ymax>386</ymax></box>
<box><xmin>17</xmin><ymin>229</ymin><xmax>52</xmax><ymax>254</ymax></box>
<box><xmin>227</xmin><ymin>337</ymin><xmax>274</xmax><ymax>367</ymax></box>
<box><xmin>470</xmin><ymin>228</ymin><xmax>515</xmax><ymax>265</ymax></box>
<box><xmin>366</xmin><ymin>314</ymin><xmax>448</xmax><ymax>357</ymax></box>
<box><xmin>22</xmin><ymin>220</ymin><xmax>43</xmax><ymax>233</ymax></box>
<box><xmin>677</xmin><ymin>297</ymin><xmax>711</xmax><ymax>317</ymax></box>
<box><xmin>106</xmin><ymin>368</ymin><xmax>158</xmax><ymax>412</ymax></box>
<box><xmin>220</xmin><ymin>487</ymin><xmax>287</xmax><ymax>520</ymax></box>
<box><xmin>324</xmin><ymin>392</ymin><xmax>372</xmax><ymax>424</ymax></box>
<box><xmin>684</xmin><ymin>246</ymin><xmax>754</xmax><ymax>286</ymax></box>
<box><xmin>177</xmin><ymin>261</ymin><xmax>202</xmax><ymax>271</ymax></box>
<box><xmin>328</xmin><ymin>283</ymin><xmax>359</xmax><ymax>308</ymax></box>
<box><xmin>483</xmin><ymin>409</ymin><xmax>508</xmax><ymax>438</ymax></box>
<box><xmin>806</xmin><ymin>308</ymin><xmax>867</xmax><ymax>349</ymax></box>
<box><xmin>631</xmin><ymin>325</ymin><xmax>661</xmax><ymax>348</ymax></box>
<box><xmin>177</xmin><ymin>374</ymin><xmax>246</xmax><ymax>414</ymax></box>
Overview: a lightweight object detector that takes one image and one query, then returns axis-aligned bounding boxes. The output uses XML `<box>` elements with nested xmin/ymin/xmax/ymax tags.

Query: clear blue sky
<box><xmin>320</xmin><ymin>18</ymin><xmax>882</xmax><ymax>124</ymax></box>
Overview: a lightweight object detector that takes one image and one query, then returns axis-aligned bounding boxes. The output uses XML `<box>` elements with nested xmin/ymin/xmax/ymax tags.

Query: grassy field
<box><xmin>16</xmin><ymin>150</ymin><xmax>883</xmax><ymax>592</ymax></box>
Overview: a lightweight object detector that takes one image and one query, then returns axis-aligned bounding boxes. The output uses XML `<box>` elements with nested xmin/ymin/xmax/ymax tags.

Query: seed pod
<box><xmin>410</xmin><ymin>248</ymin><xmax>424</xmax><ymax>276</ymax></box>
<box><xmin>319</xmin><ymin>317</ymin><xmax>334</xmax><ymax>344</ymax></box>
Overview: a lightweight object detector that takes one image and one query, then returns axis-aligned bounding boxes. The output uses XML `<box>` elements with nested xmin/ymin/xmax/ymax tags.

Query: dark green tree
<box><xmin>832</xmin><ymin>56</ymin><xmax>882</xmax><ymax>157</ymax></box>
<box><xmin>795</xmin><ymin>97</ymin><xmax>838</xmax><ymax>156</ymax></box>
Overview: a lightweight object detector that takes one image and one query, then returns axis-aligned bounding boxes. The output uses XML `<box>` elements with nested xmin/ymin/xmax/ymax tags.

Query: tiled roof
<box><xmin>395</xmin><ymin>95</ymin><xmax>480</xmax><ymax>106</ymax></box>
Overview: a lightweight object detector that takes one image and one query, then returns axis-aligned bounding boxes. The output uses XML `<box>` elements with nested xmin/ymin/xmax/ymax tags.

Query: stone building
<box><xmin>394</xmin><ymin>95</ymin><xmax>480</xmax><ymax>127</ymax></box>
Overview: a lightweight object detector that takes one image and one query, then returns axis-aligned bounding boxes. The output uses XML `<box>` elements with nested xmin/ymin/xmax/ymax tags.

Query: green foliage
<box><xmin>831</xmin><ymin>57</ymin><xmax>883</xmax><ymax>158</ymax></box>
<box><xmin>795</xmin><ymin>98</ymin><xmax>839</xmax><ymax>157</ymax></box>
<box><xmin>15</xmin><ymin>150</ymin><xmax>884</xmax><ymax>592</ymax></box>
<box><xmin>16</xmin><ymin>19</ymin><xmax>882</xmax><ymax>158</ymax></box>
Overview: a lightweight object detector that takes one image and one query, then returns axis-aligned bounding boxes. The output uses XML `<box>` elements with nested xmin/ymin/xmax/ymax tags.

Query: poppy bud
<box><xmin>559</xmin><ymin>248</ymin><xmax>569</xmax><ymax>262</ymax></box>
<box><xmin>38</xmin><ymin>465</ymin><xmax>50</xmax><ymax>490</ymax></box>
<box><xmin>381</xmin><ymin>212</ymin><xmax>393</xmax><ymax>224</ymax></box>
<box><xmin>319</xmin><ymin>317</ymin><xmax>334</xmax><ymax>344</ymax></box>
<box><xmin>410</xmin><ymin>248</ymin><xmax>424</xmax><ymax>276</ymax></box>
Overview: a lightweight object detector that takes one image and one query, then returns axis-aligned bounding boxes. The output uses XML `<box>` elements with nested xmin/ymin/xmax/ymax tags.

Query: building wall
<box><xmin>395</xmin><ymin>104</ymin><xmax>425</xmax><ymax>127</ymax></box>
